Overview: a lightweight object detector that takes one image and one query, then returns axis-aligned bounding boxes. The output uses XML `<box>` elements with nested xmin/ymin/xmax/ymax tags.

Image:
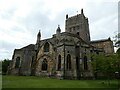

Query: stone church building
<box><xmin>8</xmin><ymin>9</ymin><xmax>114</xmax><ymax>79</ymax></box>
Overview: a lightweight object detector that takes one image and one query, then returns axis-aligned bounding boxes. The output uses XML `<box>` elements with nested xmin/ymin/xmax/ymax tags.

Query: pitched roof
<box><xmin>91</xmin><ymin>38</ymin><xmax>111</xmax><ymax>43</ymax></box>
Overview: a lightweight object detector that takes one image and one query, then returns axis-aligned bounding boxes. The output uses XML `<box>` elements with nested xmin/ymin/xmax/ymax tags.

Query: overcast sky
<box><xmin>0</xmin><ymin>0</ymin><xmax>119</xmax><ymax>60</ymax></box>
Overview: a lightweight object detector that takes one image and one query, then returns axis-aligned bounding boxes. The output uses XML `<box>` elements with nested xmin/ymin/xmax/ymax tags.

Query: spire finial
<box><xmin>38</xmin><ymin>29</ymin><xmax>41</xmax><ymax>37</ymax></box>
<box><xmin>56</xmin><ymin>24</ymin><xmax>61</xmax><ymax>34</ymax></box>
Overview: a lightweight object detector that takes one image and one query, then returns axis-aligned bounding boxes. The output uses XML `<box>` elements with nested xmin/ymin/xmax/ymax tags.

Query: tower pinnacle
<box><xmin>36</xmin><ymin>30</ymin><xmax>41</xmax><ymax>44</ymax></box>
<box><xmin>81</xmin><ymin>8</ymin><xmax>84</xmax><ymax>14</ymax></box>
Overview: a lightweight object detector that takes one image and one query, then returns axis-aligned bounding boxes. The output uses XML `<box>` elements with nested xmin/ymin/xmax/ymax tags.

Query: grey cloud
<box><xmin>118</xmin><ymin>1</ymin><xmax>120</xmax><ymax>33</ymax></box>
<box><xmin>0</xmin><ymin>1</ymin><xmax>118</xmax><ymax>60</ymax></box>
<box><xmin>0</xmin><ymin>41</ymin><xmax>22</xmax><ymax>60</ymax></box>
<box><xmin>84</xmin><ymin>2</ymin><xmax>118</xmax><ymax>40</ymax></box>
<box><xmin>1</xmin><ymin>41</ymin><xmax>22</xmax><ymax>51</ymax></box>
<box><xmin>85</xmin><ymin>2</ymin><xmax>117</xmax><ymax>23</ymax></box>
<box><xmin>1</xmin><ymin>6</ymin><xmax>17</xmax><ymax>20</ymax></box>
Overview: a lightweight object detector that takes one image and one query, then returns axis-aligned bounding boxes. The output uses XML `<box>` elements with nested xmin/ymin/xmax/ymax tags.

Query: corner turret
<box><xmin>36</xmin><ymin>30</ymin><xmax>41</xmax><ymax>44</ymax></box>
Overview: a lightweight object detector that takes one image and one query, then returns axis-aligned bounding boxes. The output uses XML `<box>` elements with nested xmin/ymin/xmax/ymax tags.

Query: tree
<box><xmin>113</xmin><ymin>32</ymin><xmax>120</xmax><ymax>54</ymax></box>
<box><xmin>113</xmin><ymin>32</ymin><xmax>120</xmax><ymax>47</ymax></box>
<box><xmin>91</xmin><ymin>54</ymin><xmax>119</xmax><ymax>79</ymax></box>
<box><xmin>2</xmin><ymin>59</ymin><xmax>11</xmax><ymax>75</ymax></box>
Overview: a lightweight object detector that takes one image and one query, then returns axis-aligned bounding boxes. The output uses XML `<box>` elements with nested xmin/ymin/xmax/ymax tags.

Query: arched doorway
<box><xmin>42</xmin><ymin>58</ymin><xmax>48</xmax><ymax>71</ymax></box>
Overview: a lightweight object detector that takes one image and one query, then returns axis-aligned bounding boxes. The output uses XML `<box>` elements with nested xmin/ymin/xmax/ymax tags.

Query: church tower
<box><xmin>65</xmin><ymin>9</ymin><xmax>91</xmax><ymax>43</ymax></box>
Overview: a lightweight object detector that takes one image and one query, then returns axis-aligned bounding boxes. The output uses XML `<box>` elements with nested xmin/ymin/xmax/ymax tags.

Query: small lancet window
<box><xmin>31</xmin><ymin>56</ymin><xmax>34</xmax><ymax>67</ymax></box>
<box><xmin>15</xmin><ymin>57</ymin><xmax>20</xmax><ymax>68</ymax></box>
<box><xmin>84</xmin><ymin>56</ymin><xmax>88</xmax><ymax>70</ymax></box>
<box><xmin>57</xmin><ymin>55</ymin><xmax>61</xmax><ymax>70</ymax></box>
<box><xmin>66</xmin><ymin>54</ymin><xmax>71</xmax><ymax>70</ymax></box>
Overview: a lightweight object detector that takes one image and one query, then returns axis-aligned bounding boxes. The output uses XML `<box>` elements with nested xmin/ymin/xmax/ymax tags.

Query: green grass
<box><xmin>0</xmin><ymin>75</ymin><xmax>2</xmax><ymax>89</ymax></box>
<box><xmin>2</xmin><ymin>75</ymin><xmax>119</xmax><ymax>88</ymax></box>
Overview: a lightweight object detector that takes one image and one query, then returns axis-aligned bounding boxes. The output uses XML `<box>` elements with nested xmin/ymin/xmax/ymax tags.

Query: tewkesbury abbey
<box><xmin>8</xmin><ymin>9</ymin><xmax>114</xmax><ymax>79</ymax></box>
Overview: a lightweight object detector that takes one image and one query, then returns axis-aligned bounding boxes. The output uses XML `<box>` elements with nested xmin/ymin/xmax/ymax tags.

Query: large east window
<box><xmin>44</xmin><ymin>42</ymin><xmax>49</xmax><ymax>52</ymax></box>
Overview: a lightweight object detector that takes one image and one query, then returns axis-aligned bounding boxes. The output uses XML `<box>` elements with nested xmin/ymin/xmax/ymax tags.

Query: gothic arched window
<box><xmin>44</xmin><ymin>42</ymin><xmax>49</xmax><ymax>52</ymax></box>
<box><xmin>77</xmin><ymin>32</ymin><xmax>79</xmax><ymax>35</ymax></box>
<box><xmin>42</xmin><ymin>59</ymin><xmax>48</xmax><ymax>71</ymax></box>
<box><xmin>57</xmin><ymin>55</ymin><xmax>61</xmax><ymax>70</ymax></box>
<box><xmin>66</xmin><ymin>54</ymin><xmax>71</xmax><ymax>70</ymax></box>
<box><xmin>15</xmin><ymin>57</ymin><xmax>20</xmax><ymax>68</ymax></box>
<box><xmin>84</xmin><ymin>56</ymin><xmax>88</xmax><ymax>70</ymax></box>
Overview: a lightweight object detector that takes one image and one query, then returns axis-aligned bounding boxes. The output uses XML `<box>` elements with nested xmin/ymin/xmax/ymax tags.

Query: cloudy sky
<box><xmin>0</xmin><ymin>0</ymin><xmax>119</xmax><ymax>60</ymax></box>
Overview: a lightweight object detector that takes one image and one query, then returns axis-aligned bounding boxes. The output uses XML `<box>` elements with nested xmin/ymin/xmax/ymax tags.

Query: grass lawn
<box><xmin>0</xmin><ymin>75</ymin><xmax>2</xmax><ymax>89</ymax></box>
<box><xmin>2</xmin><ymin>75</ymin><xmax>119</xmax><ymax>89</ymax></box>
